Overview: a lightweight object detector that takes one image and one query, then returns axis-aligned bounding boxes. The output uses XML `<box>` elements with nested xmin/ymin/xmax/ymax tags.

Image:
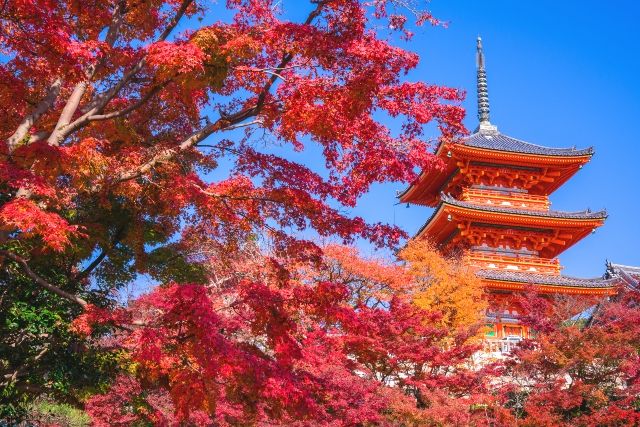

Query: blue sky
<box><xmin>344</xmin><ymin>0</ymin><xmax>640</xmax><ymax>278</ymax></box>
<box><xmin>194</xmin><ymin>1</ymin><xmax>640</xmax><ymax>280</ymax></box>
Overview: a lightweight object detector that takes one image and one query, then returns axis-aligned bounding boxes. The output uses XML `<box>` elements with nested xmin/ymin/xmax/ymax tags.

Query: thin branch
<box><xmin>115</xmin><ymin>119</ymin><xmax>221</xmax><ymax>182</ymax></box>
<box><xmin>233</xmin><ymin>66</ymin><xmax>289</xmax><ymax>82</ymax></box>
<box><xmin>113</xmin><ymin>1</ymin><xmax>326</xmax><ymax>183</ymax></box>
<box><xmin>0</xmin><ymin>250</ymin><xmax>88</xmax><ymax>308</ymax></box>
<box><xmin>1</xmin><ymin>344</ymin><xmax>50</xmax><ymax>385</ymax></box>
<box><xmin>73</xmin><ymin>225</ymin><xmax>126</xmax><ymax>282</ymax></box>
<box><xmin>0</xmin><ymin>345</ymin><xmax>49</xmax><ymax>387</ymax></box>
<box><xmin>83</xmin><ymin>81</ymin><xmax>170</xmax><ymax>123</ymax></box>
<box><xmin>222</xmin><ymin>118</ymin><xmax>263</xmax><ymax>131</ymax></box>
<box><xmin>75</xmin><ymin>251</ymin><xmax>108</xmax><ymax>283</ymax></box>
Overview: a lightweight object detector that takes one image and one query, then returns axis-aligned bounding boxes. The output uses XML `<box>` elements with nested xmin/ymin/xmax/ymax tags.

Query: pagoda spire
<box><xmin>476</xmin><ymin>36</ymin><xmax>497</xmax><ymax>134</ymax></box>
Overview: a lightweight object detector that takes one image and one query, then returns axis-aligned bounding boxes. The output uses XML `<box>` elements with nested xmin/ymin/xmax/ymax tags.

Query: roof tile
<box><xmin>477</xmin><ymin>269</ymin><xmax>617</xmax><ymax>289</ymax></box>
<box><xmin>463</xmin><ymin>132</ymin><xmax>593</xmax><ymax>157</ymax></box>
<box><xmin>441</xmin><ymin>194</ymin><xmax>607</xmax><ymax>220</ymax></box>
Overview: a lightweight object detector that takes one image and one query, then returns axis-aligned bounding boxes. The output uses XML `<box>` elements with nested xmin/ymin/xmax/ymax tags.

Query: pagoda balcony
<box><xmin>468</xmin><ymin>252</ymin><xmax>561</xmax><ymax>275</ymax></box>
<box><xmin>482</xmin><ymin>339</ymin><xmax>520</xmax><ymax>354</ymax></box>
<box><xmin>485</xmin><ymin>310</ymin><xmax>522</xmax><ymax>321</ymax></box>
<box><xmin>461</xmin><ymin>188</ymin><xmax>550</xmax><ymax>211</ymax></box>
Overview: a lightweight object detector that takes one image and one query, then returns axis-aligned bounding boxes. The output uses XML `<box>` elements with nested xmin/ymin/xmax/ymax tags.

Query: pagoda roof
<box><xmin>439</xmin><ymin>194</ymin><xmax>607</xmax><ymax>220</ymax></box>
<box><xmin>399</xmin><ymin>132</ymin><xmax>594</xmax><ymax>206</ymax></box>
<box><xmin>606</xmin><ymin>262</ymin><xmax>640</xmax><ymax>290</ymax></box>
<box><xmin>463</xmin><ymin>131</ymin><xmax>594</xmax><ymax>157</ymax></box>
<box><xmin>415</xmin><ymin>195</ymin><xmax>607</xmax><ymax>258</ymax></box>
<box><xmin>477</xmin><ymin>269</ymin><xmax>618</xmax><ymax>290</ymax></box>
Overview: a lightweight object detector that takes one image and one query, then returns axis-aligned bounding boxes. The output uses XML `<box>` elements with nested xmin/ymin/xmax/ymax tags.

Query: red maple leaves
<box><xmin>3</xmin><ymin>0</ymin><xmax>636</xmax><ymax>425</ymax></box>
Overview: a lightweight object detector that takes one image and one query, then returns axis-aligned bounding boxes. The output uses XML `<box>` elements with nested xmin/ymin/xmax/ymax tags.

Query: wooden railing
<box><xmin>483</xmin><ymin>339</ymin><xmax>519</xmax><ymax>354</ymax></box>
<box><xmin>468</xmin><ymin>253</ymin><xmax>561</xmax><ymax>274</ymax></box>
<box><xmin>462</xmin><ymin>188</ymin><xmax>550</xmax><ymax>211</ymax></box>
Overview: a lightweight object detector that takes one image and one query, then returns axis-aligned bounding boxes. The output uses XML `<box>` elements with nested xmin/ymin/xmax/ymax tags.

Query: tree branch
<box><xmin>6</xmin><ymin>78</ymin><xmax>62</xmax><ymax>153</ymax></box>
<box><xmin>116</xmin><ymin>118</ymin><xmax>222</xmax><ymax>182</ymax></box>
<box><xmin>72</xmin><ymin>225</ymin><xmax>126</xmax><ymax>283</ymax></box>
<box><xmin>47</xmin><ymin>81</ymin><xmax>88</xmax><ymax>145</ymax></box>
<box><xmin>114</xmin><ymin>1</ymin><xmax>326</xmax><ymax>182</ymax></box>
<box><xmin>0</xmin><ymin>250</ymin><xmax>88</xmax><ymax>308</ymax></box>
<box><xmin>1</xmin><ymin>344</ymin><xmax>50</xmax><ymax>386</ymax></box>
<box><xmin>56</xmin><ymin>0</ymin><xmax>194</xmax><ymax>144</ymax></box>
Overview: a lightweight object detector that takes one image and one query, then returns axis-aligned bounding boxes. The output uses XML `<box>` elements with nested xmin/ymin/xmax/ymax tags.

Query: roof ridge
<box><xmin>491</xmin><ymin>131</ymin><xmax>588</xmax><ymax>152</ymax></box>
<box><xmin>462</xmin><ymin>132</ymin><xmax>594</xmax><ymax>157</ymax></box>
<box><xmin>610</xmin><ymin>263</ymin><xmax>640</xmax><ymax>271</ymax></box>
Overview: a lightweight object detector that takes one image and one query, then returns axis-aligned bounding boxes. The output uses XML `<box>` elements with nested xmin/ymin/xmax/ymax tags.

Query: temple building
<box><xmin>606</xmin><ymin>262</ymin><xmax>640</xmax><ymax>290</ymax></box>
<box><xmin>400</xmin><ymin>37</ymin><xmax>618</xmax><ymax>340</ymax></box>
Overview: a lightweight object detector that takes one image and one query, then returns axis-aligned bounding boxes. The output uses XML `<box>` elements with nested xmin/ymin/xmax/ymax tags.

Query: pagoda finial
<box><xmin>476</xmin><ymin>36</ymin><xmax>497</xmax><ymax>134</ymax></box>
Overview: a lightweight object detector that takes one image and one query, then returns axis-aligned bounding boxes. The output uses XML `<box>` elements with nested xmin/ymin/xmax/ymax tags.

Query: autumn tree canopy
<box><xmin>2</xmin><ymin>0</ymin><xmax>638</xmax><ymax>425</ymax></box>
<box><xmin>0</xmin><ymin>0</ymin><xmax>472</xmax><ymax>423</ymax></box>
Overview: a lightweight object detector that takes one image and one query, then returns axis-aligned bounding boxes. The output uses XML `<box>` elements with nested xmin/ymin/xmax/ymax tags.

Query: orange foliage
<box><xmin>399</xmin><ymin>239</ymin><xmax>487</xmax><ymax>331</ymax></box>
<box><xmin>319</xmin><ymin>244</ymin><xmax>413</xmax><ymax>304</ymax></box>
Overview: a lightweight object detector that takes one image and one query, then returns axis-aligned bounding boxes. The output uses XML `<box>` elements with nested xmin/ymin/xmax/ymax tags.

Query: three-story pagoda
<box><xmin>400</xmin><ymin>38</ymin><xmax>617</xmax><ymax>339</ymax></box>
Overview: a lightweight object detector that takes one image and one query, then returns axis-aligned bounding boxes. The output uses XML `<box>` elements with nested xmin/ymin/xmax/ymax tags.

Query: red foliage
<box><xmin>83</xmin><ymin>256</ymin><xmax>486</xmax><ymax>425</ymax></box>
<box><xmin>4</xmin><ymin>0</ymin><xmax>639</xmax><ymax>424</ymax></box>
<box><xmin>493</xmin><ymin>289</ymin><xmax>640</xmax><ymax>426</ymax></box>
<box><xmin>1</xmin><ymin>0</ymin><xmax>466</xmax><ymax>261</ymax></box>
<box><xmin>0</xmin><ymin>198</ymin><xmax>82</xmax><ymax>252</ymax></box>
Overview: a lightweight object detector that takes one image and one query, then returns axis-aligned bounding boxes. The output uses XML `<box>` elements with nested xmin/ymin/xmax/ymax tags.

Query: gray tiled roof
<box><xmin>606</xmin><ymin>263</ymin><xmax>640</xmax><ymax>289</ymax></box>
<box><xmin>477</xmin><ymin>269</ymin><xmax>617</xmax><ymax>289</ymax></box>
<box><xmin>441</xmin><ymin>194</ymin><xmax>607</xmax><ymax>220</ymax></box>
<box><xmin>463</xmin><ymin>131</ymin><xmax>594</xmax><ymax>157</ymax></box>
<box><xmin>608</xmin><ymin>263</ymin><xmax>640</xmax><ymax>276</ymax></box>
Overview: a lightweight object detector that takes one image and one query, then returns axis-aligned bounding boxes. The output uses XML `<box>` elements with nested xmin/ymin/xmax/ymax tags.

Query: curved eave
<box><xmin>399</xmin><ymin>141</ymin><xmax>593</xmax><ymax>206</ymax></box>
<box><xmin>451</xmin><ymin>143</ymin><xmax>593</xmax><ymax>167</ymax></box>
<box><xmin>398</xmin><ymin>165</ymin><xmax>456</xmax><ymax>207</ymax></box>
<box><xmin>415</xmin><ymin>199</ymin><xmax>607</xmax><ymax>258</ymax></box>
<box><xmin>478</xmin><ymin>275</ymin><xmax>618</xmax><ymax>296</ymax></box>
<box><xmin>398</xmin><ymin>143</ymin><xmax>453</xmax><ymax>206</ymax></box>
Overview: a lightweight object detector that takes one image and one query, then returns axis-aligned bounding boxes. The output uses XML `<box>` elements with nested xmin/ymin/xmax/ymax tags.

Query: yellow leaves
<box><xmin>190</xmin><ymin>27</ymin><xmax>233</xmax><ymax>92</ymax></box>
<box><xmin>399</xmin><ymin>239</ymin><xmax>486</xmax><ymax>332</ymax></box>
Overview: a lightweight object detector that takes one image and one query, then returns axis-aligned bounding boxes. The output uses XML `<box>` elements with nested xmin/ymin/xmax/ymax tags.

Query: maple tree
<box><xmin>0</xmin><ymin>0</ymin><xmax>471</xmax><ymax>423</ymax></box>
<box><xmin>488</xmin><ymin>289</ymin><xmax>640</xmax><ymax>426</ymax></box>
<box><xmin>8</xmin><ymin>0</ymin><xmax>634</xmax><ymax>425</ymax></box>
<box><xmin>79</xmin><ymin>246</ymin><xmax>492</xmax><ymax>425</ymax></box>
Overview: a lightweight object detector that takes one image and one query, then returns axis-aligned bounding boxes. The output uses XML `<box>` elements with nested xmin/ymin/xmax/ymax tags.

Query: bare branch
<box><xmin>1</xmin><ymin>345</ymin><xmax>50</xmax><ymax>386</ymax></box>
<box><xmin>116</xmin><ymin>119</ymin><xmax>221</xmax><ymax>182</ymax></box>
<box><xmin>222</xmin><ymin>119</ymin><xmax>263</xmax><ymax>131</ymax></box>
<box><xmin>73</xmin><ymin>225</ymin><xmax>126</xmax><ymax>283</ymax></box>
<box><xmin>66</xmin><ymin>80</ymin><xmax>170</xmax><ymax>133</ymax></box>
<box><xmin>0</xmin><ymin>250</ymin><xmax>88</xmax><ymax>308</ymax></box>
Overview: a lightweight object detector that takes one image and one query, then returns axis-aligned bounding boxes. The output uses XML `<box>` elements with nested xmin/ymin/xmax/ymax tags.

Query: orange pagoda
<box><xmin>400</xmin><ymin>38</ymin><xmax>617</xmax><ymax>340</ymax></box>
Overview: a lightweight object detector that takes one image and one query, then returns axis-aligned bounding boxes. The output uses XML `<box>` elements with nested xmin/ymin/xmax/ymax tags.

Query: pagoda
<box><xmin>400</xmin><ymin>38</ymin><xmax>617</xmax><ymax>339</ymax></box>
